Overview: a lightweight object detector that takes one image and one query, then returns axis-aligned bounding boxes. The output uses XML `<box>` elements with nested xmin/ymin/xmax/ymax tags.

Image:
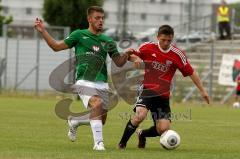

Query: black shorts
<box><xmin>236</xmin><ymin>90</ymin><xmax>240</xmax><ymax>95</ymax></box>
<box><xmin>134</xmin><ymin>86</ymin><xmax>171</xmax><ymax>121</ymax></box>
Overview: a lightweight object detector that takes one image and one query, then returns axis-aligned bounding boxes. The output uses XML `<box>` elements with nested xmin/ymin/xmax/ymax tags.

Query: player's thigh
<box><xmin>76</xmin><ymin>80</ymin><xmax>109</xmax><ymax>110</ymax></box>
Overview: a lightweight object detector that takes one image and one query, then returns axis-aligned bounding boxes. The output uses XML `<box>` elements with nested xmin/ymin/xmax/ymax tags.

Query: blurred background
<box><xmin>0</xmin><ymin>0</ymin><xmax>240</xmax><ymax>104</ymax></box>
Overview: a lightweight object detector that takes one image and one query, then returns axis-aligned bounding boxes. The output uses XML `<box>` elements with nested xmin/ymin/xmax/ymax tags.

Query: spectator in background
<box><xmin>217</xmin><ymin>0</ymin><xmax>231</xmax><ymax>40</ymax></box>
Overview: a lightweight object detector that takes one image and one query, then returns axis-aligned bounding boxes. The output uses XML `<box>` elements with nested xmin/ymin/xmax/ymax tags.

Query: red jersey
<box><xmin>135</xmin><ymin>42</ymin><xmax>194</xmax><ymax>98</ymax></box>
<box><xmin>236</xmin><ymin>75</ymin><xmax>240</xmax><ymax>91</ymax></box>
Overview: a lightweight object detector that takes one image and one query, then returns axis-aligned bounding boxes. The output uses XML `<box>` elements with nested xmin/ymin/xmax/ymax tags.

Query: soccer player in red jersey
<box><xmin>235</xmin><ymin>74</ymin><xmax>240</xmax><ymax>103</ymax></box>
<box><xmin>118</xmin><ymin>25</ymin><xmax>210</xmax><ymax>149</ymax></box>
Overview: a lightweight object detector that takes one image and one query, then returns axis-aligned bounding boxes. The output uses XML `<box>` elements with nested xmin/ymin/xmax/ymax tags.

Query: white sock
<box><xmin>70</xmin><ymin>113</ymin><xmax>90</xmax><ymax>126</ymax></box>
<box><xmin>90</xmin><ymin>120</ymin><xmax>103</xmax><ymax>144</ymax></box>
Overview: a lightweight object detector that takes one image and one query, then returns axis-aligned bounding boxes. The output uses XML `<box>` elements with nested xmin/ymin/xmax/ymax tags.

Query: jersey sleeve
<box><xmin>176</xmin><ymin>52</ymin><xmax>194</xmax><ymax>77</ymax></box>
<box><xmin>237</xmin><ymin>75</ymin><xmax>240</xmax><ymax>82</ymax></box>
<box><xmin>105</xmin><ymin>40</ymin><xmax>120</xmax><ymax>58</ymax></box>
<box><xmin>178</xmin><ymin>60</ymin><xmax>194</xmax><ymax>77</ymax></box>
<box><xmin>134</xmin><ymin>42</ymin><xmax>150</xmax><ymax>59</ymax></box>
<box><xmin>134</xmin><ymin>50</ymin><xmax>142</xmax><ymax>58</ymax></box>
<box><xmin>64</xmin><ymin>30</ymin><xmax>81</xmax><ymax>48</ymax></box>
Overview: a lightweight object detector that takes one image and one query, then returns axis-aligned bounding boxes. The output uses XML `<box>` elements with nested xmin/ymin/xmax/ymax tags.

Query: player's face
<box><xmin>157</xmin><ymin>34</ymin><xmax>173</xmax><ymax>50</ymax></box>
<box><xmin>88</xmin><ymin>11</ymin><xmax>104</xmax><ymax>32</ymax></box>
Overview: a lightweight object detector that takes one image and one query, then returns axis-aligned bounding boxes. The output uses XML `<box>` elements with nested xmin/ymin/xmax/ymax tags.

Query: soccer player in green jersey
<box><xmin>34</xmin><ymin>6</ymin><xmax>135</xmax><ymax>150</ymax></box>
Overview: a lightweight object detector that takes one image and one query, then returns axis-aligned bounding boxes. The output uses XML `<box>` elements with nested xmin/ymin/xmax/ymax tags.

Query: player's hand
<box><xmin>133</xmin><ymin>57</ymin><xmax>143</xmax><ymax>69</ymax></box>
<box><xmin>201</xmin><ymin>90</ymin><xmax>210</xmax><ymax>104</ymax></box>
<box><xmin>34</xmin><ymin>18</ymin><xmax>45</xmax><ymax>33</ymax></box>
<box><xmin>125</xmin><ymin>48</ymin><xmax>137</xmax><ymax>57</ymax></box>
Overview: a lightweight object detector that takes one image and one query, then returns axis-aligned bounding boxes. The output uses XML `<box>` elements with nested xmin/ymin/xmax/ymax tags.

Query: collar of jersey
<box><xmin>87</xmin><ymin>29</ymin><xmax>102</xmax><ymax>36</ymax></box>
<box><xmin>157</xmin><ymin>42</ymin><xmax>172</xmax><ymax>53</ymax></box>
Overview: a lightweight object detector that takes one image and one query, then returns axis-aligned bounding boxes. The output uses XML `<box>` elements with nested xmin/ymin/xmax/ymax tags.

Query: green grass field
<box><xmin>0</xmin><ymin>96</ymin><xmax>240</xmax><ymax>159</ymax></box>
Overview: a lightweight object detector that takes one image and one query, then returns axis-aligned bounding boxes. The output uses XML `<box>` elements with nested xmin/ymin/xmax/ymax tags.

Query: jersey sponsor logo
<box><xmin>152</xmin><ymin>60</ymin><xmax>172</xmax><ymax>72</ymax></box>
<box><xmin>93</xmin><ymin>45</ymin><xmax>100</xmax><ymax>52</ymax></box>
<box><xmin>86</xmin><ymin>51</ymin><xmax>95</xmax><ymax>55</ymax></box>
<box><xmin>82</xmin><ymin>36</ymin><xmax>89</xmax><ymax>39</ymax></box>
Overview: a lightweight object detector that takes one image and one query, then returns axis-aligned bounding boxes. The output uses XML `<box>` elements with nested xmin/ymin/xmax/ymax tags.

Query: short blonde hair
<box><xmin>87</xmin><ymin>6</ymin><xmax>104</xmax><ymax>16</ymax></box>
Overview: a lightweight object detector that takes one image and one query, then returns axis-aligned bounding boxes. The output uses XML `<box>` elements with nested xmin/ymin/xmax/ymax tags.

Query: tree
<box><xmin>43</xmin><ymin>0</ymin><xmax>104</xmax><ymax>31</ymax></box>
<box><xmin>0</xmin><ymin>3</ymin><xmax>13</xmax><ymax>36</ymax></box>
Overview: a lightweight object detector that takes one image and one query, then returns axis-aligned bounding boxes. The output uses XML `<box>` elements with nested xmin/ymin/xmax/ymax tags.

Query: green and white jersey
<box><xmin>64</xmin><ymin>29</ymin><xmax>119</xmax><ymax>82</ymax></box>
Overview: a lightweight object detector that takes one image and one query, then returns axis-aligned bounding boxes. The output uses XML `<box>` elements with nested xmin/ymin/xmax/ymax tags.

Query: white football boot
<box><xmin>67</xmin><ymin>117</ymin><xmax>78</xmax><ymax>142</ymax></box>
<box><xmin>93</xmin><ymin>141</ymin><xmax>106</xmax><ymax>150</ymax></box>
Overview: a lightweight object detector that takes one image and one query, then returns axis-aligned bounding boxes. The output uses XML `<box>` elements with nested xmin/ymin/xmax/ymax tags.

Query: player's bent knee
<box><xmin>156</xmin><ymin>120</ymin><xmax>170</xmax><ymax>135</ymax></box>
<box><xmin>89</xmin><ymin>96</ymin><xmax>104</xmax><ymax>109</ymax></box>
<box><xmin>136</xmin><ymin>108</ymin><xmax>148</xmax><ymax>118</ymax></box>
<box><xmin>131</xmin><ymin>113</ymin><xmax>146</xmax><ymax>125</ymax></box>
<box><xmin>156</xmin><ymin>127</ymin><xmax>169</xmax><ymax>135</ymax></box>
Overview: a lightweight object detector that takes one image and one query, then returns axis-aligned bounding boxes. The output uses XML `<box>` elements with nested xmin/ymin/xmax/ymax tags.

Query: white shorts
<box><xmin>74</xmin><ymin>80</ymin><xmax>109</xmax><ymax>110</ymax></box>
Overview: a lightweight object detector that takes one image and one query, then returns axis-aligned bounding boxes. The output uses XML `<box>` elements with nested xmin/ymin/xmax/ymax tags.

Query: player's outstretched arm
<box><xmin>34</xmin><ymin>18</ymin><xmax>68</xmax><ymax>52</ymax></box>
<box><xmin>112</xmin><ymin>48</ymin><xmax>136</xmax><ymax>67</ymax></box>
<box><xmin>128</xmin><ymin>54</ymin><xmax>143</xmax><ymax>69</ymax></box>
<box><xmin>189</xmin><ymin>71</ymin><xmax>210</xmax><ymax>104</ymax></box>
<box><xmin>237</xmin><ymin>78</ymin><xmax>240</xmax><ymax>84</ymax></box>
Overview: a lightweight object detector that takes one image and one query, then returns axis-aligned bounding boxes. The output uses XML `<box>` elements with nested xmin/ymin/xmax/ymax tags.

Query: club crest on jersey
<box><xmin>93</xmin><ymin>45</ymin><xmax>100</xmax><ymax>52</ymax></box>
<box><xmin>101</xmin><ymin>42</ymin><xmax>106</xmax><ymax>47</ymax></box>
<box><xmin>152</xmin><ymin>54</ymin><xmax>156</xmax><ymax>57</ymax></box>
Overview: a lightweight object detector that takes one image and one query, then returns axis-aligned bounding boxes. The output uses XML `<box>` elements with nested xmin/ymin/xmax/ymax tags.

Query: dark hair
<box><xmin>87</xmin><ymin>6</ymin><xmax>104</xmax><ymax>16</ymax></box>
<box><xmin>157</xmin><ymin>25</ymin><xmax>174</xmax><ymax>36</ymax></box>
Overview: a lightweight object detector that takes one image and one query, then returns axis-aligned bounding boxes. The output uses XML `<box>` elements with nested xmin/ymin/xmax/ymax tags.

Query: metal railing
<box><xmin>1</xmin><ymin>24</ymin><xmax>71</xmax><ymax>95</ymax></box>
<box><xmin>177</xmin><ymin>8</ymin><xmax>240</xmax><ymax>103</ymax></box>
<box><xmin>0</xmin><ymin>58</ymin><xmax>7</xmax><ymax>93</ymax></box>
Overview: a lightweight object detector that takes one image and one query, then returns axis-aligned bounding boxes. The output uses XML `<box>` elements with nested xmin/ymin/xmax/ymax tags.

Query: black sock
<box><xmin>119</xmin><ymin>120</ymin><xmax>138</xmax><ymax>145</ymax></box>
<box><xmin>141</xmin><ymin>125</ymin><xmax>159</xmax><ymax>137</ymax></box>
